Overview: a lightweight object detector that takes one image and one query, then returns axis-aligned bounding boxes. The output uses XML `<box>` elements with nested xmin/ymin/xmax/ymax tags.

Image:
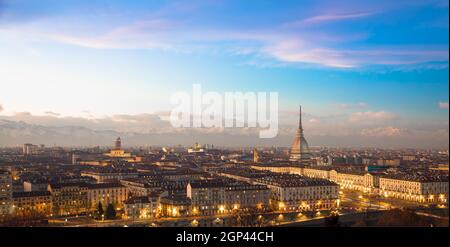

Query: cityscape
<box><xmin>0</xmin><ymin>0</ymin><xmax>449</xmax><ymax>230</ymax></box>
<box><xmin>0</xmin><ymin>108</ymin><xmax>448</xmax><ymax>227</ymax></box>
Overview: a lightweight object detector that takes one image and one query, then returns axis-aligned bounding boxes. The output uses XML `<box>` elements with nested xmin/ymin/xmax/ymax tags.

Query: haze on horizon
<box><xmin>0</xmin><ymin>0</ymin><xmax>448</xmax><ymax>149</ymax></box>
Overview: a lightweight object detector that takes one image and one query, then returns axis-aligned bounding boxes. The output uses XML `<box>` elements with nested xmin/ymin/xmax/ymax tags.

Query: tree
<box><xmin>97</xmin><ymin>202</ymin><xmax>104</xmax><ymax>216</ymax></box>
<box><xmin>0</xmin><ymin>210</ymin><xmax>47</xmax><ymax>227</ymax></box>
<box><xmin>105</xmin><ymin>203</ymin><xmax>116</xmax><ymax>220</ymax></box>
<box><xmin>324</xmin><ymin>214</ymin><xmax>340</xmax><ymax>227</ymax></box>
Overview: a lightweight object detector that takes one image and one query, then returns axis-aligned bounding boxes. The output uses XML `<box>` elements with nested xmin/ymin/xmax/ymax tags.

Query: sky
<box><xmin>0</xmin><ymin>0</ymin><xmax>448</xmax><ymax>148</ymax></box>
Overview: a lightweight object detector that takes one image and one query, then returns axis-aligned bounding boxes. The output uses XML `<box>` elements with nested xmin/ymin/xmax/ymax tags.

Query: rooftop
<box><xmin>160</xmin><ymin>195</ymin><xmax>191</xmax><ymax>205</ymax></box>
<box><xmin>0</xmin><ymin>169</ymin><xmax>10</xmax><ymax>175</ymax></box>
<box><xmin>13</xmin><ymin>191</ymin><xmax>51</xmax><ymax>198</ymax></box>
<box><xmin>86</xmin><ymin>183</ymin><xmax>125</xmax><ymax>189</ymax></box>
<box><xmin>48</xmin><ymin>182</ymin><xmax>90</xmax><ymax>189</ymax></box>
<box><xmin>256</xmin><ymin>174</ymin><xmax>338</xmax><ymax>187</ymax></box>
<box><xmin>124</xmin><ymin>196</ymin><xmax>151</xmax><ymax>204</ymax></box>
<box><xmin>382</xmin><ymin>172</ymin><xmax>449</xmax><ymax>182</ymax></box>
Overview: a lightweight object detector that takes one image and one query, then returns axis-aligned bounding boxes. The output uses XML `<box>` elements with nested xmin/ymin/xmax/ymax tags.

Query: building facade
<box><xmin>187</xmin><ymin>180</ymin><xmax>271</xmax><ymax>216</ymax></box>
<box><xmin>81</xmin><ymin>171</ymin><xmax>139</xmax><ymax>183</ymax></box>
<box><xmin>12</xmin><ymin>191</ymin><xmax>52</xmax><ymax>216</ymax></box>
<box><xmin>48</xmin><ymin>183</ymin><xmax>89</xmax><ymax>216</ymax></box>
<box><xmin>123</xmin><ymin>193</ymin><xmax>160</xmax><ymax>220</ymax></box>
<box><xmin>87</xmin><ymin>183</ymin><xmax>129</xmax><ymax>211</ymax></box>
<box><xmin>379</xmin><ymin>175</ymin><xmax>448</xmax><ymax>203</ymax></box>
<box><xmin>0</xmin><ymin>170</ymin><xmax>13</xmax><ymax>215</ymax></box>
<box><xmin>254</xmin><ymin>174</ymin><xmax>339</xmax><ymax>211</ymax></box>
<box><xmin>329</xmin><ymin>170</ymin><xmax>379</xmax><ymax>193</ymax></box>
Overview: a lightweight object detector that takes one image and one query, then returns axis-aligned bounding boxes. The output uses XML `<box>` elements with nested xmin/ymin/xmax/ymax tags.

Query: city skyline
<box><xmin>0</xmin><ymin>0</ymin><xmax>449</xmax><ymax>148</ymax></box>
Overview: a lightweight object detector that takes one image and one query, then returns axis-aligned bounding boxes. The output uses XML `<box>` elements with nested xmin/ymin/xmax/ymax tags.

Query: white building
<box><xmin>123</xmin><ymin>193</ymin><xmax>160</xmax><ymax>220</ymax></box>
<box><xmin>254</xmin><ymin>174</ymin><xmax>339</xmax><ymax>211</ymax></box>
<box><xmin>379</xmin><ymin>174</ymin><xmax>448</xmax><ymax>203</ymax></box>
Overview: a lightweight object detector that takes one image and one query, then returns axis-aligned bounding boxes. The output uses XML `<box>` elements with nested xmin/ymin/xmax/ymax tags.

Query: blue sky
<box><xmin>0</xmin><ymin>0</ymin><xmax>448</xmax><ymax>147</ymax></box>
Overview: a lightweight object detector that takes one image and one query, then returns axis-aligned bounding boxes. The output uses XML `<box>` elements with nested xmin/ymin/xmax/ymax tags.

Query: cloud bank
<box><xmin>0</xmin><ymin>110</ymin><xmax>447</xmax><ymax>148</ymax></box>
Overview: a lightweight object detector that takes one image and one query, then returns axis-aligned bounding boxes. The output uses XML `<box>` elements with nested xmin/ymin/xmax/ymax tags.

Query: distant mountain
<box><xmin>0</xmin><ymin>119</ymin><xmax>290</xmax><ymax>147</ymax></box>
<box><xmin>0</xmin><ymin>119</ymin><xmax>121</xmax><ymax>146</ymax></box>
<box><xmin>1</xmin><ymin>119</ymin><xmax>447</xmax><ymax>148</ymax></box>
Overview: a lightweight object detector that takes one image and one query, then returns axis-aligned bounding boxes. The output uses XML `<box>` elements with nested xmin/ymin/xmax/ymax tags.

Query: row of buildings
<box><xmin>122</xmin><ymin>174</ymin><xmax>339</xmax><ymax>220</ymax></box>
<box><xmin>1</xmin><ymin>170</ymin><xmax>128</xmax><ymax>217</ymax></box>
<box><xmin>218</xmin><ymin>168</ymin><xmax>339</xmax><ymax>211</ymax></box>
<box><xmin>251</xmin><ymin>164</ymin><xmax>448</xmax><ymax>204</ymax></box>
<box><xmin>1</xmin><ymin>167</ymin><xmax>341</xmax><ymax>220</ymax></box>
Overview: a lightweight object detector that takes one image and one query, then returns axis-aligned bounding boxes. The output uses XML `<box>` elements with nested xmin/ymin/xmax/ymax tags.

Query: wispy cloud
<box><xmin>337</xmin><ymin>102</ymin><xmax>369</xmax><ymax>109</ymax></box>
<box><xmin>305</xmin><ymin>12</ymin><xmax>376</xmax><ymax>23</ymax></box>
<box><xmin>283</xmin><ymin>11</ymin><xmax>377</xmax><ymax>28</ymax></box>
<box><xmin>349</xmin><ymin>111</ymin><xmax>397</xmax><ymax>123</ymax></box>
<box><xmin>44</xmin><ymin>111</ymin><xmax>60</xmax><ymax>116</ymax></box>
<box><xmin>360</xmin><ymin>126</ymin><xmax>405</xmax><ymax>137</ymax></box>
<box><xmin>439</xmin><ymin>102</ymin><xmax>449</xmax><ymax>109</ymax></box>
<box><xmin>263</xmin><ymin>39</ymin><xmax>448</xmax><ymax>68</ymax></box>
<box><xmin>264</xmin><ymin>41</ymin><xmax>357</xmax><ymax>68</ymax></box>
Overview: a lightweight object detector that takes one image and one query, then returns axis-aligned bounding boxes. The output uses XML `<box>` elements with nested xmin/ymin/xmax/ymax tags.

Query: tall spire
<box><xmin>290</xmin><ymin>104</ymin><xmax>310</xmax><ymax>163</ymax></box>
<box><xmin>298</xmin><ymin>105</ymin><xmax>303</xmax><ymax>130</ymax></box>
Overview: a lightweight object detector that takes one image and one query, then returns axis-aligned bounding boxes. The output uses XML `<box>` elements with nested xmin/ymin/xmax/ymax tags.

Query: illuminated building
<box><xmin>251</xmin><ymin>164</ymin><xmax>303</xmax><ymax>175</ymax></box>
<box><xmin>123</xmin><ymin>193</ymin><xmax>160</xmax><ymax>220</ymax></box>
<box><xmin>303</xmin><ymin>167</ymin><xmax>332</xmax><ymax>179</ymax></box>
<box><xmin>103</xmin><ymin>137</ymin><xmax>142</xmax><ymax>162</ymax></box>
<box><xmin>0</xmin><ymin>170</ymin><xmax>13</xmax><ymax>215</ymax></box>
<box><xmin>187</xmin><ymin>143</ymin><xmax>205</xmax><ymax>154</ymax></box>
<box><xmin>187</xmin><ymin>179</ymin><xmax>270</xmax><ymax>216</ymax></box>
<box><xmin>252</xmin><ymin>165</ymin><xmax>379</xmax><ymax>193</ymax></box>
<box><xmin>254</xmin><ymin>163</ymin><xmax>449</xmax><ymax>205</ymax></box>
<box><xmin>86</xmin><ymin>183</ymin><xmax>129</xmax><ymax>211</ymax></box>
<box><xmin>254</xmin><ymin>174</ymin><xmax>339</xmax><ymax>211</ymax></box>
<box><xmin>225</xmin><ymin>183</ymin><xmax>270</xmax><ymax>211</ymax></box>
<box><xmin>48</xmin><ymin>183</ymin><xmax>89</xmax><ymax>216</ymax></box>
<box><xmin>289</xmin><ymin>106</ymin><xmax>311</xmax><ymax>163</ymax></box>
<box><xmin>379</xmin><ymin>174</ymin><xmax>448</xmax><ymax>203</ymax></box>
<box><xmin>12</xmin><ymin>191</ymin><xmax>52</xmax><ymax>216</ymax></box>
<box><xmin>253</xmin><ymin>148</ymin><xmax>260</xmax><ymax>163</ymax></box>
<box><xmin>430</xmin><ymin>164</ymin><xmax>449</xmax><ymax>171</ymax></box>
<box><xmin>160</xmin><ymin>195</ymin><xmax>191</xmax><ymax>217</ymax></box>
<box><xmin>186</xmin><ymin>180</ymin><xmax>225</xmax><ymax>216</ymax></box>
<box><xmin>329</xmin><ymin>170</ymin><xmax>379</xmax><ymax>193</ymax></box>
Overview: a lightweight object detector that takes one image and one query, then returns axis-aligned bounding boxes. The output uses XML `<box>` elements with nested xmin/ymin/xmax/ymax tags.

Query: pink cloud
<box><xmin>439</xmin><ymin>102</ymin><xmax>449</xmax><ymax>109</ymax></box>
<box><xmin>302</xmin><ymin>12</ymin><xmax>376</xmax><ymax>24</ymax></box>
<box><xmin>349</xmin><ymin>111</ymin><xmax>396</xmax><ymax>123</ymax></box>
<box><xmin>360</xmin><ymin>126</ymin><xmax>405</xmax><ymax>137</ymax></box>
